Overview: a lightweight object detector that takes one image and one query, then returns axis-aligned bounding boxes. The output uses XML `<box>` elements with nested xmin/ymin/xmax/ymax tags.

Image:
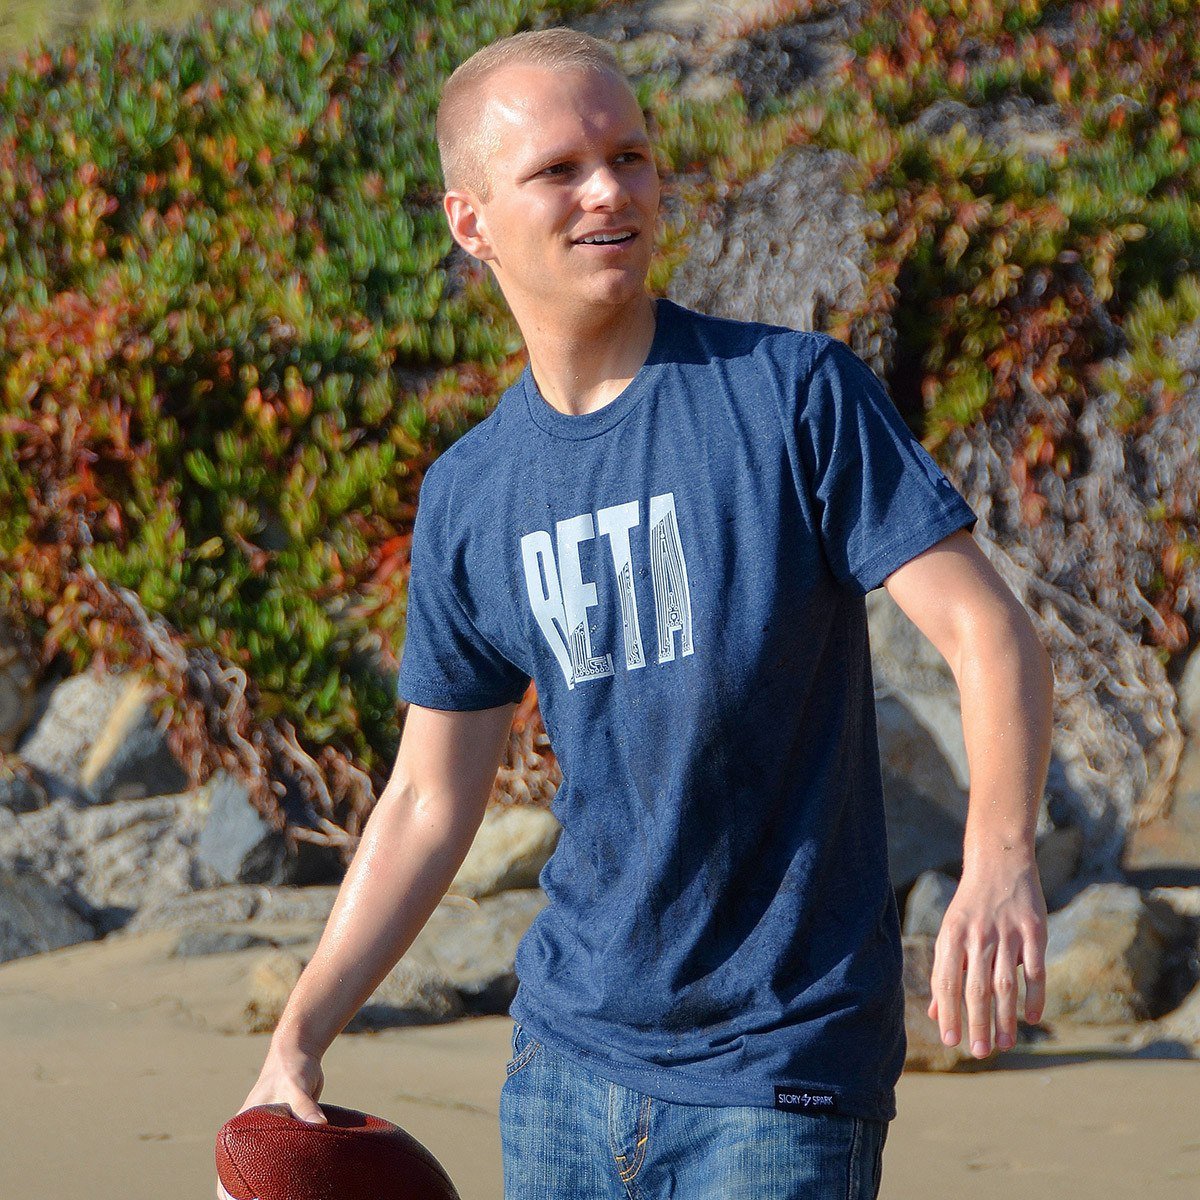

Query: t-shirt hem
<box><xmin>509</xmin><ymin>1008</ymin><xmax>897</xmax><ymax>1122</ymax></box>
<box><xmin>854</xmin><ymin>501</ymin><xmax>978</xmax><ymax>594</ymax></box>
<box><xmin>397</xmin><ymin>674</ymin><xmax>526</xmax><ymax>712</ymax></box>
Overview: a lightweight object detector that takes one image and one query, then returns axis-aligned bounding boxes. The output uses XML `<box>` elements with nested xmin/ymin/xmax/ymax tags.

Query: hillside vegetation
<box><xmin>0</xmin><ymin>0</ymin><xmax>1196</xmax><ymax>851</ymax></box>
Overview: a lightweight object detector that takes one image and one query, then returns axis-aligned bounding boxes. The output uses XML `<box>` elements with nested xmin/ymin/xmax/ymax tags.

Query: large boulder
<box><xmin>0</xmin><ymin>864</ymin><xmax>95</xmax><ymax>963</ymax></box>
<box><xmin>1043</xmin><ymin>883</ymin><xmax>1173</xmax><ymax>1023</ymax></box>
<box><xmin>15</xmin><ymin>671</ymin><xmax>130</xmax><ymax>802</ymax></box>
<box><xmin>449</xmin><ymin>805</ymin><xmax>561</xmax><ymax>899</ymax></box>
<box><xmin>79</xmin><ymin>677</ymin><xmax>189</xmax><ymax>804</ymax></box>
<box><xmin>403</xmin><ymin>888</ymin><xmax>550</xmax><ymax>1014</ymax></box>
<box><xmin>876</xmin><ymin>695</ymin><xmax>969</xmax><ymax>890</ymax></box>
<box><xmin>127</xmin><ymin>884</ymin><xmax>341</xmax><ymax>934</ymax></box>
<box><xmin>0</xmin><ymin>792</ymin><xmax>217</xmax><ymax>933</ymax></box>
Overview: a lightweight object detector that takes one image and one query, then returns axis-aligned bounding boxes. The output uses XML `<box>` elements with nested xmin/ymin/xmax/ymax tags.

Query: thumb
<box><xmin>294</xmin><ymin>1103</ymin><xmax>328</xmax><ymax>1125</ymax></box>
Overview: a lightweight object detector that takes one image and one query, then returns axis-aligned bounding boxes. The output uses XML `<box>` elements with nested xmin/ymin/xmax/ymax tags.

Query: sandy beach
<box><xmin>0</xmin><ymin>930</ymin><xmax>1196</xmax><ymax>1200</ymax></box>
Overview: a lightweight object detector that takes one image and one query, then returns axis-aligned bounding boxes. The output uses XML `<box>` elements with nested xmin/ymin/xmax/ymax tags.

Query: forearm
<box><xmin>954</xmin><ymin>611</ymin><xmax>1054</xmax><ymax>872</ymax></box>
<box><xmin>269</xmin><ymin>788</ymin><xmax>479</xmax><ymax>1058</ymax></box>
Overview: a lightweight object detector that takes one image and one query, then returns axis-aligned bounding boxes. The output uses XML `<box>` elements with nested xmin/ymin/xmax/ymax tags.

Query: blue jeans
<box><xmin>500</xmin><ymin>1022</ymin><xmax>888</xmax><ymax>1200</ymax></box>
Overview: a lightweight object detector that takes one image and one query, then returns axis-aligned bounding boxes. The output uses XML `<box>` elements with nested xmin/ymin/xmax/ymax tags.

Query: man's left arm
<box><xmin>882</xmin><ymin>526</ymin><xmax>1054</xmax><ymax>1059</ymax></box>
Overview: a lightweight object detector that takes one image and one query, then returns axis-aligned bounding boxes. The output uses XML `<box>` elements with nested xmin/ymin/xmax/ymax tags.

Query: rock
<box><xmin>0</xmin><ymin>792</ymin><xmax>217</xmax><ymax>934</ymax></box>
<box><xmin>347</xmin><ymin>960</ymin><xmax>464</xmax><ymax>1032</ymax></box>
<box><xmin>240</xmin><ymin>947</ymin><xmax>463</xmax><ymax>1035</ymax></box>
<box><xmin>902</xmin><ymin>870</ymin><xmax>957</xmax><ymax>938</ymax></box>
<box><xmin>901</xmin><ymin>935</ymin><xmax>975</xmax><ymax>1071</ymax></box>
<box><xmin>867</xmin><ymin>590</ymin><xmax>971</xmax><ymax>791</ymax></box>
<box><xmin>0</xmin><ymin>616</ymin><xmax>37</xmax><ymax>754</ymax></box>
<box><xmin>450</xmin><ymin>805</ymin><xmax>561</xmax><ymax>899</ymax></box>
<box><xmin>1037</xmin><ymin>825</ymin><xmax>1085</xmax><ymax>908</ymax></box>
<box><xmin>1178</xmin><ymin>644</ymin><xmax>1200</xmax><ymax>735</ymax></box>
<box><xmin>79</xmin><ymin>677</ymin><xmax>189</xmax><ymax>804</ymax></box>
<box><xmin>196</xmin><ymin>772</ymin><xmax>291</xmax><ymax>886</ymax></box>
<box><xmin>128</xmin><ymin>884</ymin><xmax>340</xmax><ymax>934</ymax></box>
<box><xmin>404</xmin><ymin>889</ymin><xmax>550</xmax><ymax>1014</ymax></box>
<box><xmin>1155</xmin><ymin>979</ymin><xmax>1200</xmax><ymax>1045</ymax></box>
<box><xmin>242</xmin><ymin>949</ymin><xmax>307</xmax><ymax>1034</ymax></box>
<box><xmin>876</xmin><ymin>695</ymin><xmax>969</xmax><ymax>890</ymax></box>
<box><xmin>666</xmin><ymin>145</ymin><xmax>884</xmax><ymax>364</ymax></box>
<box><xmin>1044</xmin><ymin>883</ymin><xmax>1169</xmax><ymax>1023</ymax></box>
<box><xmin>0</xmin><ymin>864</ymin><xmax>95</xmax><ymax>963</ymax></box>
<box><xmin>170</xmin><ymin>927</ymin><xmax>278</xmax><ymax>958</ymax></box>
<box><xmin>0</xmin><ymin>757</ymin><xmax>47</xmax><ymax>814</ymax></box>
<box><xmin>15</xmin><ymin>671</ymin><xmax>131</xmax><ymax>801</ymax></box>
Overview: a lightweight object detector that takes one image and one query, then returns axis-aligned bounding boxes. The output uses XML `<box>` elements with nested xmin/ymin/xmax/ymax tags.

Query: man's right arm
<box><xmin>234</xmin><ymin>699</ymin><xmax>517</xmax><ymax>1122</ymax></box>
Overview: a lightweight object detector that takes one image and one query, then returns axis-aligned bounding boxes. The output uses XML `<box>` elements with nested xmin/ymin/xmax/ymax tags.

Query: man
<box><xmin>236</xmin><ymin>27</ymin><xmax>1052</xmax><ymax>1200</ymax></box>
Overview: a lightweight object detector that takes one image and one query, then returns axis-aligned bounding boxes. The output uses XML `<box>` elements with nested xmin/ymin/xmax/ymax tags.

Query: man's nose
<box><xmin>580</xmin><ymin>164</ymin><xmax>628</xmax><ymax>208</ymax></box>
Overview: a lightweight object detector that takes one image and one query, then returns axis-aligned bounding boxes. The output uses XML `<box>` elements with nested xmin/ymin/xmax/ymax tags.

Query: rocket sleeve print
<box><xmin>397</xmin><ymin>464</ymin><xmax>531</xmax><ymax>711</ymax></box>
<box><xmin>795</xmin><ymin>336</ymin><xmax>978</xmax><ymax>596</ymax></box>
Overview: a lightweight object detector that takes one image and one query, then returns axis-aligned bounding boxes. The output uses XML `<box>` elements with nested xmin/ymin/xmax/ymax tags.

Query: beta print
<box><xmin>520</xmin><ymin>492</ymin><xmax>695</xmax><ymax>689</ymax></box>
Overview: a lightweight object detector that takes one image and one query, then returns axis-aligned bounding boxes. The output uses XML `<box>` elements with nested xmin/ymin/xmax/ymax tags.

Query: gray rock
<box><xmin>903</xmin><ymin>870</ymin><xmax>957</xmax><ymax>938</ymax></box>
<box><xmin>0</xmin><ymin>760</ymin><xmax>46</xmax><ymax>814</ymax></box>
<box><xmin>450</xmin><ymin>805</ymin><xmax>561</xmax><ymax>899</ymax></box>
<box><xmin>0</xmin><ymin>864</ymin><xmax>95</xmax><ymax>963</ymax></box>
<box><xmin>347</xmin><ymin>959</ymin><xmax>464</xmax><ymax>1032</ymax></box>
<box><xmin>0</xmin><ymin>792</ymin><xmax>217</xmax><ymax>934</ymax></box>
<box><xmin>667</xmin><ymin>145</ymin><xmax>884</xmax><ymax>365</ymax></box>
<box><xmin>15</xmin><ymin>671</ymin><xmax>130</xmax><ymax>800</ymax></box>
<box><xmin>1044</xmin><ymin>883</ymin><xmax>1169</xmax><ymax>1023</ymax></box>
<box><xmin>196</xmin><ymin>772</ymin><xmax>291</xmax><ymax>886</ymax></box>
<box><xmin>876</xmin><ymin>695</ymin><xmax>969</xmax><ymax>889</ymax></box>
<box><xmin>171</xmin><ymin>927</ymin><xmax>276</xmax><ymax>958</ymax></box>
<box><xmin>79</xmin><ymin>677</ymin><xmax>188</xmax><ymax>804</ymax></box>
<box><xmin>867</xmin><ymin>590</ymin><xmax>971</xmax><ymax>792</ymax></box>
<box><xmin>404</xmin><ymin>889</ymin><xmax>550</xmax><ymax>1014</ymax></box>
<box><xmin>1155</xmin><ymin>978</ymin><xmax>1200</xmax><ymax>1045</ymax></box>
<box><xmin>1037</xmin><ymin>825</ymin><xmax>1085</xmax><ymax>908</ymax></box>
<box><xmin>240</xmin><ymin>946</ymin><xmax>463</xmax><ymax>1035</ymax></box>
<box><xmin>128</xmin><ymin>884</ymin><xmax>339</xmax><ymax>934</ymax></box>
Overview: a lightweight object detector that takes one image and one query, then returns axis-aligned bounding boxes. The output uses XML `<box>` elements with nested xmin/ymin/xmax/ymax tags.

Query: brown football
<box><xmin>215</xmin><ymin>1103</ymin><xmax>461</xmax><ymax>1200</ymax></box>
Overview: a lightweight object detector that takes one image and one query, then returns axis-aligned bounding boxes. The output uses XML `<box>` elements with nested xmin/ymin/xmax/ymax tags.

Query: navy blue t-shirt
<box><xmin>397</xmin><ymin>297</ymin><xmax>977</xmax><ymax>1121</ymax></box>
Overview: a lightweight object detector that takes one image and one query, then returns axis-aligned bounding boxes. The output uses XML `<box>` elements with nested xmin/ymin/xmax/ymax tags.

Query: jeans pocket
<box><xmin>505</xmin><ymin>1021</ymin><xmax>543</xmax><ymax>1078</ymax></box>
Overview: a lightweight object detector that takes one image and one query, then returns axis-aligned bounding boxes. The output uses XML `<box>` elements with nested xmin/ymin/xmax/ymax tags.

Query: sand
<box><xmin>0</xmin><ymin>930</ymin><xmax>1196</xmax><ymax>1200</ymax></box>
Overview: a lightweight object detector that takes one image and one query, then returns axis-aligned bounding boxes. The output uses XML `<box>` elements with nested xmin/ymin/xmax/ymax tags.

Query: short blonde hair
<box><xmin>436</xmin><ymin>28</ymin><xmax>631</xmax><ymax>202</ymax></box>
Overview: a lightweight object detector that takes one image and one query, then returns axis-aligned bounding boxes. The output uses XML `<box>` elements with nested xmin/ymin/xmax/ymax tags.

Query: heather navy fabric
<box><xmin>397</xmin><ymin>297</ymin><xmax>977</xmax><ymax>1121</ymax></box>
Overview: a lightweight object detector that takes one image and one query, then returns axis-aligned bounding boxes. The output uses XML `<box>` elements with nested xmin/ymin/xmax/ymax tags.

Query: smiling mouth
<box><xmin>574</xmin><ymin>231</ymin><xmax>637</xmax><ymax>247</ymax></box>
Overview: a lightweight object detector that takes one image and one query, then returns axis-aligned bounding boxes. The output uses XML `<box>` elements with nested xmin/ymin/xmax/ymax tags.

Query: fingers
<box><xmin>992</xmin><ymin>933</ymin><xmax>1020</xmax><ymax>1051</ymax></box>
<box><xmin>1022</xmin><ymin>920</ymin><xmax>1047</xmax><ymax>1025</ymax></box>
<box><xmin>963</xmin><ymin>937</ymin><xmax>996</xmax><ymax>1057</ymax></box>
<box><xmin>931</xmin><ymin>937</ymin><xmax>966</xmax><ymax>1049</ymax></box>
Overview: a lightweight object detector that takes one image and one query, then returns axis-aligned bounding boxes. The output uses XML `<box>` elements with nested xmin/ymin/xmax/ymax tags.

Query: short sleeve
<box><xmin>397</xmin><ymin>463</ymin><xmax>531</xmax><ymax>711</ymax></box>
<box><xmin>796</xmin><ymin>336</ymin><xmax>978</xmax><ymax>595</ymax></box>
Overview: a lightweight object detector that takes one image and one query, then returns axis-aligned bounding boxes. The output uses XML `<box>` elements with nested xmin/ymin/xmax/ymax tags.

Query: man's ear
<box><xmin>444</xmin><ymin>191</ymin><xmax>494</xmax><ymax>262</ymax></box>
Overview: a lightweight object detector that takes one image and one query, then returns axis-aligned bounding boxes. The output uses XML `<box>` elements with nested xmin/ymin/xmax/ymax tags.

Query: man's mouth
<box><xmin>574</xmin><ymin>230</ymin><xmax>637</xmax><ymax>246</ymax></box>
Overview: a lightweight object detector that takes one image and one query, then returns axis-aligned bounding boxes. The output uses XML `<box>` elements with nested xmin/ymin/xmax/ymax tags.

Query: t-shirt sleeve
<box><xmin>396</xmin><ymin>462</ymin><xmax>531</xmax><ymax>711</ymax></box>
<box><xmin>795</xmin><ymin>335</ymin><xmax>978</xmax><ymax>595</ymax></box>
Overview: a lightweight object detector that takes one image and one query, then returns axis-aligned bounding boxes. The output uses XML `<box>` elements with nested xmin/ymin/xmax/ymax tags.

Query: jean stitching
<box><xmin>618</xmin><ymin>1094</ymin><xmax>651</xmax><ymax>1182</ymax></box>
<box><xmin>846</xmin><ymin>1115</ymin><xmax>863</xmax><ymax>1200</ymax></box>
<box><xmin>505</xmin><ymin>1033</ymin><xmax>540</xmax><ymax>1078</ymax></box>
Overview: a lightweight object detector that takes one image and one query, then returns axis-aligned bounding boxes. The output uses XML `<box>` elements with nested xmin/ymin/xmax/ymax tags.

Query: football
<box><xmin>215</xmin><ymin>1103</ymin><xmax>461</xmax><ymax>1200</ymax></box>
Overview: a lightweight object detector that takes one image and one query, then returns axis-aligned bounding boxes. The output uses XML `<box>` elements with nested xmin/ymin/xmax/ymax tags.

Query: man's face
<box><xmin>446</xmin><ymin>64</ymin><xmax>661</xmax><ymax>318</ymax></box>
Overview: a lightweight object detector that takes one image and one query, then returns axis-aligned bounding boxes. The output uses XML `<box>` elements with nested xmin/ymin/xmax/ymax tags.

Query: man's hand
<box><xmin>928</xmin><ymin>856</ymin><xmax>1048</xmax><ymax>1056</ymax></box>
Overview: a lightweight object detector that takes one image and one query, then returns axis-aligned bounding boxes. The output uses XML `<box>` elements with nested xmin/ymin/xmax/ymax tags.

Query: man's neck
<box><xmin>518</xmin><ymin>293</ymin><xmax>658</xmax><ymax>418</ymax></box>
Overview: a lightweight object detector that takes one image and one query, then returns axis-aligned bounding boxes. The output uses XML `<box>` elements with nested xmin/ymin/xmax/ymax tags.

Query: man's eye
<box><xmin>543</xmin><ymin>163</ymin><xmax>572</xmax><ymax>176</ymax></box>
